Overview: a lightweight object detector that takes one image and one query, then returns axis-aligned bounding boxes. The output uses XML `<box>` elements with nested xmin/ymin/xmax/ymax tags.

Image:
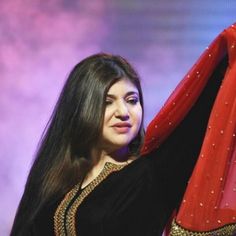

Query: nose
<box><xmin>115</xmin><ymin>102</ymin><xmax>129</xmax><ymax>120</ymax></box>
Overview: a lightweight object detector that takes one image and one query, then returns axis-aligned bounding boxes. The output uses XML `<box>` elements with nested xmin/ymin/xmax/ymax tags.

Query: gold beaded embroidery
<box><xmin>54</xmin><ymin>162</ymin><xmax>128</xmax><ymax>236</ymax></box>
<box><xmin>170</xmin><ymin>220</ymin><xmax>236</xmax><ymax>236</ymax></box>
<box><xmin>54</xmin><ymin>182</ymin><xmax>81</xmax><ymax>236</ymax></box>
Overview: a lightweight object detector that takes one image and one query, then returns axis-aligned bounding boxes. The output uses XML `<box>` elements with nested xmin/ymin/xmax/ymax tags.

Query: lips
<box><xmin>111</xmin><ymin>122</ymin><xmax>132</xmax><ymax>133</ymax></box>
<box><xmin>112</xmin><ymin>122</ymin><xmax>132</xmax><ymax>128</ymax></box>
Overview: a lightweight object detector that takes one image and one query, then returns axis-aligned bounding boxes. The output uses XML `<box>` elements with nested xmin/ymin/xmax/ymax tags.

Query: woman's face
<box><xmin>100</xmin><ymin>78</ymin><xmax>143</xmax><ymax>152</ymax></box>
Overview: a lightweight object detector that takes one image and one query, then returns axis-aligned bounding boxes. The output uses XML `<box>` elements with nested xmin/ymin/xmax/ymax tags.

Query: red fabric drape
<box><xmin>141</xmin><ymin>24</ymin><xmax>236</xmax><ymax>233</ymax></box>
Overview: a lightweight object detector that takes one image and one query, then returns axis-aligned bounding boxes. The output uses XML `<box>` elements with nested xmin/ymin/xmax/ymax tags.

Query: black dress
<box><xmin>32</xmin><ymin>154</ymin><xmax>193</xmax><ymax>236</ymax></box>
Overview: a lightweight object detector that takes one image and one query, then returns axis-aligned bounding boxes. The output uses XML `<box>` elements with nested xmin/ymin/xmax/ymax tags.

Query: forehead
<box><xmin>107</xmin><ymin>79</ymin><xmax>139</xmax><ymax>95</ymax></box>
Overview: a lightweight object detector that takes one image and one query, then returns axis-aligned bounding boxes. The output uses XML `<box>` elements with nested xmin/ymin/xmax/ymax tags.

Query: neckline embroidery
<box><xmin>54</xmin><ymin>161</ymin><xmax>129</xmax><ymax>236</ymax></box>
<box><xmin>80</xmin><ymin>161</ymin><xmax>131</xmax><ymax>190</ymax></box>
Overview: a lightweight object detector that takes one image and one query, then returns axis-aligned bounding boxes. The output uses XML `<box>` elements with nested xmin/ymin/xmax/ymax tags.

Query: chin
<box><xmin>101</xmin><ymin>134</ymin><xmax>137</xmax><ymax>151</ymax></box>
<box><xmin>111</xmin><ymin>139</ymin><xmax>134</xmax><ymax>150</ymax></box>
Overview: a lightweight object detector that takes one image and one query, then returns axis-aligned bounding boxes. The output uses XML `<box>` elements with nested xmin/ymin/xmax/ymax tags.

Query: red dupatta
<box><xmin>141</xmin><ymin>24</ymin><xmax>236</xmax><ymax>235</ymax></box>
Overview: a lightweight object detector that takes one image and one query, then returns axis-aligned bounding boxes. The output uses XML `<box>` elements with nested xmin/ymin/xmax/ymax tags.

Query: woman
<box><xmin>11</xmin><ymin>23</ymin><xmax>236</xmax><ymax>235</ymax></box>
<box><xmin>10</xmin><ymin>53</ymin><xmax>150</xmax><ymax>235</ymax></box>
<box><xmin>12</xmin><ymin>52</ymin><xmax>201</xmax><ymax>236</ymax></box>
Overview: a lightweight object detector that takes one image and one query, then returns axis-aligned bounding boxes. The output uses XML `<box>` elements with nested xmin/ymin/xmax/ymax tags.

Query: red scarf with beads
<box><xmin>141</xmin><ymin>23</ymin><xmax>236</xmax><ymax>235</ymax></box>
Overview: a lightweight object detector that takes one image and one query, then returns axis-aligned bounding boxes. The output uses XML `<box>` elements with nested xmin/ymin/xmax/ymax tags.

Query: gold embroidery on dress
<box><xmin>54</xmin><ymin>182</ymin><xmax>81</xmax><ymax>236</ymax></box>
<box><xmin>54</xmin><ymin>162</ymin><xmax>128</xmax><ymax>236</ymax></box>
<box><xmin>170</xmin><ymin>220</ymin><xmax>236</xmax><ymax>236</ymax></box>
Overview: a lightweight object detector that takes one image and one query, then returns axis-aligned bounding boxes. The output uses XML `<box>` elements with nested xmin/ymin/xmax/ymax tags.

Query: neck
<box><xmin>90</xmin><ymin>146</ymin><xmax>133</xmax><ymax>166</ymax></box>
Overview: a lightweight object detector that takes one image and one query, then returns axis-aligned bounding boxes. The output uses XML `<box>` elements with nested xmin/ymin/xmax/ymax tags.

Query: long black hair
<box><xmin>11</xmin><ymin>53</ymin><xmax>144</xmax><ymax>235</ymax></box>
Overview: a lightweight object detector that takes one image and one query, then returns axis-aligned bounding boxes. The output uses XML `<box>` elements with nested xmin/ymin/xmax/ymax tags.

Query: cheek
<box><xmin>103</xmin><ymin>108</ymin><xmax>113</xmax><ymax>123</ymax></box>
<box><xmin>133</xmin><ymin>107</ymin><xmax>143</xmax><ymax>127</ymax></box>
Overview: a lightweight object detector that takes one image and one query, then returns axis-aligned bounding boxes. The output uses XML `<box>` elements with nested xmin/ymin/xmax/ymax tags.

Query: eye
<box><xmin>127</xmin><ymin>97</ymin><xmax>139</xmax><ymax>105</ymax></box>
<box><xmin>105</xmin><ymin>99</ymin><xmax>113</xmax><ymax>106</ymax></box>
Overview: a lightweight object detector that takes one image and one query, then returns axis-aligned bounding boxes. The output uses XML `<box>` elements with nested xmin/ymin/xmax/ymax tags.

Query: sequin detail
<box><xmin>54</xmin><ymin>162</ymin><xmax>128</xmax><ymax>236</ymax></box>
<box><xmin>170</xmin><ymin>220</ymin><xmax>236</xmax><ymax>236</ymax></box>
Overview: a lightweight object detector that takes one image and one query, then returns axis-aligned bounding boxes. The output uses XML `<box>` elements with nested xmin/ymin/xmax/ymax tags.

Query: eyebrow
<box><xmin>106</xmin><ymin>91</ymin><xmax>139</xmax><ymax>98</ymax></box>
